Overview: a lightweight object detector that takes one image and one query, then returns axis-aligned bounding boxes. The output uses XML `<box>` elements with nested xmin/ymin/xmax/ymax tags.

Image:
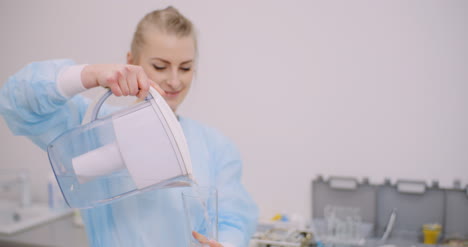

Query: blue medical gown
<box><xmin>0</xmin><ymin>60</ymin><xmax>259</xmax><ymax>247</ymax></box>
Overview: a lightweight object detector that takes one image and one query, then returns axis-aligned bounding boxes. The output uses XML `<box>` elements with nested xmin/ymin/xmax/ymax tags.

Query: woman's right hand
<box><xmin>81</xmin><ymin>64</ymin><xmax>164</xmax><ymax>99</ymax></box>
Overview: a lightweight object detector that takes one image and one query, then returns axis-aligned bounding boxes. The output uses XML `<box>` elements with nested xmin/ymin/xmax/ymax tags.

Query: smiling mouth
<box><xmin>164</xmin><ymin>90</ymin><xmax>181</xmax><ymax>97</ymax></box>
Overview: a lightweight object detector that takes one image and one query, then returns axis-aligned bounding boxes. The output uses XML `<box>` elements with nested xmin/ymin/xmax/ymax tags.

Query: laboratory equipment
<box><xmin>319</xmin><ymin>205</ymin><xmax>369</xmax><ymax>246</ymax></box>
<box><xmin>311</xmin><ymin>176</ymin><xmax>375</xmax><ymax>246</ymax></box>
<box><xmin>312</xmin><ymin>176</ymin><xmax>377</xmax><ymax>224</ymax></box>
<box><xmin>0</xmin><ymin>171</ymin><xmax>72</xmax><ymax>235</ymax></box>
<box><xmin>47</xmin><ymin>88</ymin><xmax>194</xmax><ymax>209</ymax></box>
<box><xmin>311</xmin><ymin>176</ymin><xmax>468</xmax><ymax>244</ymax></box>
<box><xmin>0</xmin><ymin>172</ymin><xmax>31</xmax><ymax>208</ymax></box>
<box><xmin>251</xmin><ymin>221</ymin><xmax>313</xmax><ymax>247</ymax></box>
<box><xmin>380</xmin><ymin>208</ymin><xmax>397</xmax><ymax>242</ymax></box>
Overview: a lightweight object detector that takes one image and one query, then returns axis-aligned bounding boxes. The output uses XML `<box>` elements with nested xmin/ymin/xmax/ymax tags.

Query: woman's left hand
<box><xmin>192</xmin><ymin>231</ymin><xmax>224</xmax><ymax>247</ymax></box>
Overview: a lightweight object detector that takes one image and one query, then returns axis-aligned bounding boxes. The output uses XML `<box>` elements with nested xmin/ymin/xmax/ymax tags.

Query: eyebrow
<box><xmin>150</xmin><ymin>57</ymin><xmax>193</xmax><ymax>64</ymax></box>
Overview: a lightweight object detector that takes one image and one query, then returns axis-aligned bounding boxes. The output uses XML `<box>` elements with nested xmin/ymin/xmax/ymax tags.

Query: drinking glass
<box><xmin>182</xmin><ymin>186</ymin><xmax>218</xmax><ymax>246</ymax></box>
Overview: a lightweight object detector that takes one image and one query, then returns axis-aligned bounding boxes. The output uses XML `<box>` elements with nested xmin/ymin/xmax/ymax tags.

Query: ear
<box><xmin>127</xmin><ymin>52</ymin><xmax>134</xmax><ymax>65</ymax></box>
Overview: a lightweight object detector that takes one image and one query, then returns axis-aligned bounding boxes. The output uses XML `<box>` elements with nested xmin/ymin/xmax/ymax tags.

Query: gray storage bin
<box><xmin>376</xmin><ymin>180</ymin><xmax>445</xmax><ymax>241</ymax></box>
<box><xmin>312</xmin><ymin>176</ymin><xmax>377</xmax><ymax>224</ymax></box>
<box><xmin>444</xmin><ymin>187</ymin><xmax>468</xmax><ymax>238</ymax></box>
<box><xmin>311</xmin><ymin>176</ymin><xmax>468</xmax><ymax>244</ymax></box>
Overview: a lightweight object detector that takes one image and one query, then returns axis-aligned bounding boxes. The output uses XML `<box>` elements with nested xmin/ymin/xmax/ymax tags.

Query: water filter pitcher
<box><xmin>47</xmin><ymin>88</ymin><xmax>194</xmax><ymax>209</ymax></box>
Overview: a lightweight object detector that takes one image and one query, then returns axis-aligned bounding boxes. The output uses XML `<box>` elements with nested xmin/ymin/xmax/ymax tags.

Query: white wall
<box><xmin>1</xmin><ymin>0</ymin><xmax>467</xmax><ymax>219</ymax></box>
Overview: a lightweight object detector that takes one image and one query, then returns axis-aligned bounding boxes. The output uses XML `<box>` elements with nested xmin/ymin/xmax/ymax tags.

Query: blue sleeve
<box><xmin>213</xmin><ymin>135</ymin><xmax>259</xmax><ymax>247</ymax></box>
<box><xmin>0</xmin><ymin>59</ymin><xmax>91</xmax><ymax>150</ymax></box>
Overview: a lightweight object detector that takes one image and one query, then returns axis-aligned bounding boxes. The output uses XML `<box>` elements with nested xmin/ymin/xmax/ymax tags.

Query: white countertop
<box><xmin>0</xmin><ymin>215</ymin><xmax>88</xmax><ymax>247</ymax></box>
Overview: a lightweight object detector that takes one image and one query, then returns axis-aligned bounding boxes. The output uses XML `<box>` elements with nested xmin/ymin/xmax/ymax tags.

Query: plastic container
<box><xmin>422</xmin><ymin>223</ymin><xmax>441</xmax><ymax>244</ymax></box>
<box><xmin>47</xmin><ymin>88</ymin><xmax>194</xmax><ymax>209</ymax></box>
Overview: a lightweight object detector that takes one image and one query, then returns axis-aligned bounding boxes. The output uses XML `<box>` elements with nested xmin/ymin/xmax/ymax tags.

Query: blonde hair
<box><xmin>131</xmin><ymin>6</ymin><xmax>197</xmax><ymax>60</ymax></box>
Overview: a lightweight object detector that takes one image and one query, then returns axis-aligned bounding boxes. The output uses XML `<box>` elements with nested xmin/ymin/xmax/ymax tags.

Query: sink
<box><xmin>0</xmin><ymin>201</ymin><xmax>73</xmax><ymax>235</ymax></box>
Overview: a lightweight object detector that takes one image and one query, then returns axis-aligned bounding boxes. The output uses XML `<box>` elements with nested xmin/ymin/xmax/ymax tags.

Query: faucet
<box><xmin>0</xmin><ymin>172</ymin><xmax>31</xmax><ymax>208</ymax></box>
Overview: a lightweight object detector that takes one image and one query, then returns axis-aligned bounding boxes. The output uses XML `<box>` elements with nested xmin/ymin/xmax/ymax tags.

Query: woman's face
<box><xmin>128</xmin><ymin>29</ymin><xmax>196</xmax><ymax>112</ymax></box>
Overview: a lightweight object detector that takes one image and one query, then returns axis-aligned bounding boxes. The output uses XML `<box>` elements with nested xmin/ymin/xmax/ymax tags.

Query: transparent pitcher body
<box><xmin>47</xmin><ymin>90</ymin><xmax>193</xmax><ymax>209</ymax></box>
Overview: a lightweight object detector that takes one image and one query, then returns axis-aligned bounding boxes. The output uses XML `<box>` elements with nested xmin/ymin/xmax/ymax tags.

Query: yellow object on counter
<box><xmin>271</xmin><ymin>214</ymin><xmax>282</xmax><ymax>221</ymax></box>
<box><xmin>423</xmin><ymin>223</ymin><xmax>442</xmax><ymax>244</ymax></box>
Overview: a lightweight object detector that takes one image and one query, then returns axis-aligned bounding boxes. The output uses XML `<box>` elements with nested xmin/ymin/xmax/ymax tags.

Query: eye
<box><xmin>152</xmin><ymin>64</ymin><xmax>166</xmax><ymax>71</ymax></box>
<box><xmin>180</xmin><ymin>67</ymin><xmax>191</xmax><ymax>72</ymax></box>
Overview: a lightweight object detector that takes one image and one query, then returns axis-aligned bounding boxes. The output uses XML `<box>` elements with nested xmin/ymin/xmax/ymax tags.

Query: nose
<box><xmin>166</xmin><ymin>69</ymin><xmax>182</xmax><ymax>89</ymax></box>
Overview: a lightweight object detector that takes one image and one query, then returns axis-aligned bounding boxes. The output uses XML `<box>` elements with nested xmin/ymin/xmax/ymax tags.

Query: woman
<box><xmin>0</xmin><ymin>6</ymin><xmax>258</xmax><ymax>247</ymax></box>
